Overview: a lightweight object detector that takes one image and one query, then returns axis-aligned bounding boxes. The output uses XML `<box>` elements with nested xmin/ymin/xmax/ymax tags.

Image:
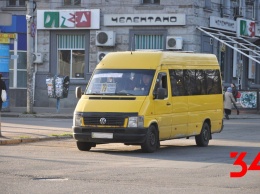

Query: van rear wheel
<box><xmin>141</xmin><ymin>125</ymin><xmax>158</xmax><ymax>153</ymax></box>
<box><xmin>195</xmin><ymin>122</ymin><xmax>210</xmax><ymax>147</ymax></box>
<box><xmin>76</xmin><ymin>141</ymin><xmax>92</xmax><ymax>151</ymax></box>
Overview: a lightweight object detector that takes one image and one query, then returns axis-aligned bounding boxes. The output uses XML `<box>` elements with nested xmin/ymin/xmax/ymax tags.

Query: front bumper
<box><xmin>72</xmin><ymin>126</ymin><xmax>148</xmax><ymax>144</ymax></box>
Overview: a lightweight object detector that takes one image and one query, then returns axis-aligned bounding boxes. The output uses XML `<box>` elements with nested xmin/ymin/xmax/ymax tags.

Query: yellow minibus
<box><xmin>73</xmin><ymin>51</ymin><xmax>224</xmax><ymax>153</ymax></box>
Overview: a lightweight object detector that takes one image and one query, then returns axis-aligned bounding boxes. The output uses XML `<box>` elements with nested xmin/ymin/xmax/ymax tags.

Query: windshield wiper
<box><xmin>86</xmin><ymin>93</ymin><xmax>100</xmax><ymax>95</ymax></box>
<box><xmin>115</xmin><ymin>91</ymin><xmax>134</xmax><ymax>96</ymax></box>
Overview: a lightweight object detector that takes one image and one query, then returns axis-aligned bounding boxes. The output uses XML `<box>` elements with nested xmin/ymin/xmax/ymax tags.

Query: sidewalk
<box><xmin>0</xmin><ymin>107</ymin><xmax>74</xmax><ymax>145</ymax></box>
<box><xmin>0</xmin><ymin>107</ymin><xmax>260</xmax><ymax>145</ymax></box>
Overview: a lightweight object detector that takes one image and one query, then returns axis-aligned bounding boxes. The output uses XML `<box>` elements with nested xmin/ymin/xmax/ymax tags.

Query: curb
<box><xmin>1</xmin><ymin>113</ymin><xmax>73</xmax><ymax>119</ymax></box>
<box><xmin>0</xmin><ymin>136</ymin><xmax>72</xmax><ymax>145</ymax></box>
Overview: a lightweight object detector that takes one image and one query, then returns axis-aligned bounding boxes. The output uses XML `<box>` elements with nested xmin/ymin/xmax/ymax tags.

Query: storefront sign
<box><xmin>0</xmin><ymin>38</ymin><xmax>10</xmax><ymax>44</ymax></box>
<box><xmin>0</xmin><ymin>33</ymin><xmax>16</xmax><ymax>38</ymax></box>
<box><xmin>0</xmin><ymin>33</ymin><xmax>16</xmax><ymax>44</ymax></box>
<box><xmin>0</xmin><ymin>44</ymin><xmax>10</xmax><ymax>56</ymax></box>
<box><xmin>104</xmin><ymin>14</ymin><xmax>186</xmax><ymax>26</ymax></box>
<box><xmin>210</xmin><ymin>16</ymin><xmax>236</xmax><ymax>32</ymax></box>
<box><xmin>37</xmin><ymin>9</ymin><xmax>100</xmax><ymax>30</ymax></box>
<box><xmin>0</xmin><ymin>44</ymin><xmax>10</xmax><ymax>72</ymax></box>
<box><xmin>237</xmin><ymin>18</ymin><xmax>255</xmax><ymax>37</ymax></box>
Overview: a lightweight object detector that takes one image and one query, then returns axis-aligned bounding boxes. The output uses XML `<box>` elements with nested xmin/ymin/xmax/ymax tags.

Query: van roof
<box><xmin>97</xmin><ymin>51</ymin><xmax>219</xmax><ymax>69</ymax></box>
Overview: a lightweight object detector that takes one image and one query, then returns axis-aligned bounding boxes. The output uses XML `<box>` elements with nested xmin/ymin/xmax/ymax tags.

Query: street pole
<box><xmin>26</xmin><ymin>0</ymin><xmax>34</xmax><ymax>113</ymax></box>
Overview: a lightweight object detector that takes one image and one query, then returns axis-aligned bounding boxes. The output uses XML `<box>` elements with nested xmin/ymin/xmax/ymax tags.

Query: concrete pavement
<box><xmin>0</xmin><ymin>107</ymin><xmax>74</xmax><ymax>145</ymax></box>
<box><xmin>0</xmin><ymin>107</ymin><xmax>259</xmax><ymax>145</ymax></box>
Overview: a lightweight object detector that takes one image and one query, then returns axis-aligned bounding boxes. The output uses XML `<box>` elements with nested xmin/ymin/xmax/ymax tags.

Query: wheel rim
<box><xmin>203</xmin><ymin>127</ymin><xmax>209</xmax><ymax>142</ymax></box>
<box><xmin>150</xmin><ymin>131</ymin><xmax>156</xmax><ymax>146</ymax></box>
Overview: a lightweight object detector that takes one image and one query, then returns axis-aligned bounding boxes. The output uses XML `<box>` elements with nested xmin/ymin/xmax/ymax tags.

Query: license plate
<box><xmin>92</xmin><ymin>132</ymin><xmax>113</xmax><ymax>139</ymax></box>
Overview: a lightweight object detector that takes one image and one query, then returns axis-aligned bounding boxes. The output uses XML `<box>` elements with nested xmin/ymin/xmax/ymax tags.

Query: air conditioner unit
<box><xmin>96</xmin><ymin>31</ymin><xmax>116</xmax><ymax>46</ymax></box>
<box><xmin>33</xmin><ymin>53</ymin><xmax>43</xmax><ymax>63</ymax></box>
<box><xmin>166</xmin><ymin>36</ymin><xmax>183</xmax><ymax>50</ymax></box>
<box><xmin>97</xmin><ymin>52</ymin><xmax>109</xmax><ymax>62</ymax></box>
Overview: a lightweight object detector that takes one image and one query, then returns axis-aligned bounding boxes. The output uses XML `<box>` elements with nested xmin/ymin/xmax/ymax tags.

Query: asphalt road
<box><xmin>0</xmin><ymin>118</ymin><xmax>259</xmax><ymax>194</ymax></box>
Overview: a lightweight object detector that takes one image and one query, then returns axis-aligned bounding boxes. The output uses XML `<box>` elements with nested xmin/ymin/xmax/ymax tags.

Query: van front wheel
<box><xmin>141</xmin><ymin>125</ymin><xmax>158</xmax><ymax>153</ymax></box>
<box><xmin>195</xmin><ymin>122</ymin><xmax>210</xmax><ymax>147</ymax></box>
<box><xmin>76</xmin><ymin>141</ymin><xmax>92</xmax><ymax>151</ymax></box>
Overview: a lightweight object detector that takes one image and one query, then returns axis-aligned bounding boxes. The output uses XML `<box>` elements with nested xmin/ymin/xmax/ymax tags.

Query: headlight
<box><xmin>128</xmin><ymin>116</ymin><xmax>144</xmax><ymax>128</ymax></box>
<box><xmin>73</xmin><ymin>112</ymin><xmax>83</xmax><ymax>127</ymax></box>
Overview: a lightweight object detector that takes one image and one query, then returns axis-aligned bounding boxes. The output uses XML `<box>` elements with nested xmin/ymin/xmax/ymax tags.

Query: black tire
<box><xmin>76</xmin><ymin>141</ymin><xmax>92</xmax><ymax>151</ymax></box>
<box><xmin>195</xmin><ymin>122</ymin><xmax>210</xmax><ymax>147</ymax></box>
<box><xmin>141</xmin><ymin>125</ymin><xmax>158</xmax><ymax>153</ymax></box>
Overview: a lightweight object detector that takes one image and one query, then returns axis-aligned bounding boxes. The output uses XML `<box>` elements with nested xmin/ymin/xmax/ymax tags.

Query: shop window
<box><xmin>57</xmin><ymin>34</ymin><xmax>85</xmax><ymax>79</ymax></box>
<box><xmin>9</xmin><ymin>51</ymin><xmax>27</xmax><ymax>88</ymax></box>
<box><xmin>7</xmin><ymin>0</ymin><xmax>25</xmax><ymax>6</ymax></box>
<box><xmin>142</xmin><ymin>0</ymin><xmax>160</xmax><ymax>4</ymax></box>
<box><xmin>64</xmin><ymin>0</ymin><xmax>81</xmax><ymax>6</ymax></box>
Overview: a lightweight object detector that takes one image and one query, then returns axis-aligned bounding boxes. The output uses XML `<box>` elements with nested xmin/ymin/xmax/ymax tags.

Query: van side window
<box><xmin>169</xmin><ymin>70</ymin><xmax>187</xmax><ymax>96</ymax></box>
<box><xmin>169</xmin><ymin>69</ymin><xmax>222</xmax><ymax>96</ymax></box>
<box><xmin>185</xmin><ymin>70</ymin><xmax>206</xmax><ymax>95</ymax></box>
<box><xmin>161</xmin><ymin>74</ymin><xmax>168</xmax><ymax>97</ymax></box>
<box><xmin>154</xmin><ymin>72</ymin><xmax>168</xmax><ymax>98</ymax></box>
<box><xmin>205</xmin><ymin>70</ymin><xmax>222</xmax><ymax>94</ymax></box>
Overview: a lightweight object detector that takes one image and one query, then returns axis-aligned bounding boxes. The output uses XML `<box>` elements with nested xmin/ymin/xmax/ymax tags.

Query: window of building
<box><xmin>134</xmin><ymin>34</ymin><xmax>164</xmax><ymax>50</ymax></box>
<box><xmin>57</xmin><ymin>34</ymin><xmax>85</xmax><ymax>79</ymax></box>
<box><xmin>205</xmin><ymin>0</ymin><xmax>212</xmax><ymax>10</ymax></box>
<box><xmin>232</xmin><ymin>0</ymin><xmax>248</xmax><ymax>17</ymax></box>
<box><xmin>64</xmin><ymin>0</ymin><xmax>81</xmax><ymax>6</ymax></box>
<box><xmin>142</xmin><ymin>0</ymin><xmax>160</xmax><ymax>4</ymax></box>
<box><xmin>7</xmin><ymin>0</ymin><xmax>25</xmax><ymax>6</ymax></box>
<box><xmin>223</xmin><ymin>0</ymin><xmax>231</xmax><ymax>15</ymax></box>
<box><xmin>246</xmin><ymin>3</ymin><xmax>255</xmax><ymax>19</ymax></box>
<box><xmin>130</xmin><ymin>30</ymin><xmax>167</xmax><ymax>50</ymax></box>
<box><xmin>9</xmin><ymin>51</ymin><xmax>27</xmax><ymax>88</ymax></box>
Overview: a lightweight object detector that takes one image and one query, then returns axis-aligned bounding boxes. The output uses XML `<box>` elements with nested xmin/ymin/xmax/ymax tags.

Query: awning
<box><xmin>197</xmin><ymin>26</ymin><xmax>260</xmax><ymax>65</ymax></box>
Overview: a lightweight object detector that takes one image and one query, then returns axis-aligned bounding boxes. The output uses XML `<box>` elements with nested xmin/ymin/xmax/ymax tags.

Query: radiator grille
<box><xmin>83</xmin><ymin>116</ymin><xmax>125</xmax><ymax>126</ymax></box>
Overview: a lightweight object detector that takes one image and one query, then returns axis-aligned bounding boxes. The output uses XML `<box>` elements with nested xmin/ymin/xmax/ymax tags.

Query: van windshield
<box><xmin>86</xmin><ymin>69</ymin><xmax>155</xmax><ymax>96</ymax></box>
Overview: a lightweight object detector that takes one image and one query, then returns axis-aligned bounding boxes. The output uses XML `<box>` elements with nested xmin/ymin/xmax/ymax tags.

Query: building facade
<box><xmin>0</xmin><ymin>0</ymin><xmax>260</xmax><ymax>110</ymax></box>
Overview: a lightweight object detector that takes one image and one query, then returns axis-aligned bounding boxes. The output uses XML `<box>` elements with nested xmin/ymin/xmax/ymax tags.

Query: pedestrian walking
<box><xmin>224</xmin><ymin>87</ymin><xmax>236</xmax><ymax>120</ymax></box>
<box><xmin>231</xmin><ymin>83</ymin><xmax>240</xmax><ymax>115</ymax></box>
<box><xmin>0</xmin><ymin>73</ymin><xmax>7</xmax><ymax>111</ymax></box>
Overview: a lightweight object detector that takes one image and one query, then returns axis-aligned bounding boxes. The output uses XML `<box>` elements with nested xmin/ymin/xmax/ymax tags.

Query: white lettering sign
<box><xmin>210</xmin><ymin>16</ymin><xmax>236</xmax><ymax>32</ymax></box>
<box><xmin>104</xmin><ymin>14</ymin><xmax>186</xmax><ymax>26</ymax></box>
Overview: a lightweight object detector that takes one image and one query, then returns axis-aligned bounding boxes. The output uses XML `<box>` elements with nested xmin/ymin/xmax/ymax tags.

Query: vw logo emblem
<box><xmin>100</xmin><ymin>118</ymin><xmax>106</xmax><ymax>125</ymax></box>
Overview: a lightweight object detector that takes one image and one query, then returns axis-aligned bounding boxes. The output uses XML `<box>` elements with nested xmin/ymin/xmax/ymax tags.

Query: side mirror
<box><xmin>75</xmin><ymin>86</ymin><xmax>82</xmax><ymax>98</ymax></box>
<box><xmin>156</xmin><ymin>88</ymin><xmax>166</xmax><ymax>99</ymax></box>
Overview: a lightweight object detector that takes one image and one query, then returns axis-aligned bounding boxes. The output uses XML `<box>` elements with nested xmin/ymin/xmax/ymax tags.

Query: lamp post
<box><xmin>26</xmin><ymin>0</ymin><xmax>34</xmax><ymax>113</ymax></box>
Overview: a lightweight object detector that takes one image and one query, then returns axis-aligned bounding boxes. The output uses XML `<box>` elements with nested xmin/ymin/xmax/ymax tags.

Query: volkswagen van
<box><xmin>72</xmin><ymin>51</ymin><xmax>224</xmax><ymax>153</ymax></box>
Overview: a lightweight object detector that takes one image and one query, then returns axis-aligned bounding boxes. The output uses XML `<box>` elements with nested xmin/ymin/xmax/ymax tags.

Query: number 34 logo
<box><xmin>230</xmin><ymin>152</ymin><xmax>260</xmax><ymax>178</ymax></box>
